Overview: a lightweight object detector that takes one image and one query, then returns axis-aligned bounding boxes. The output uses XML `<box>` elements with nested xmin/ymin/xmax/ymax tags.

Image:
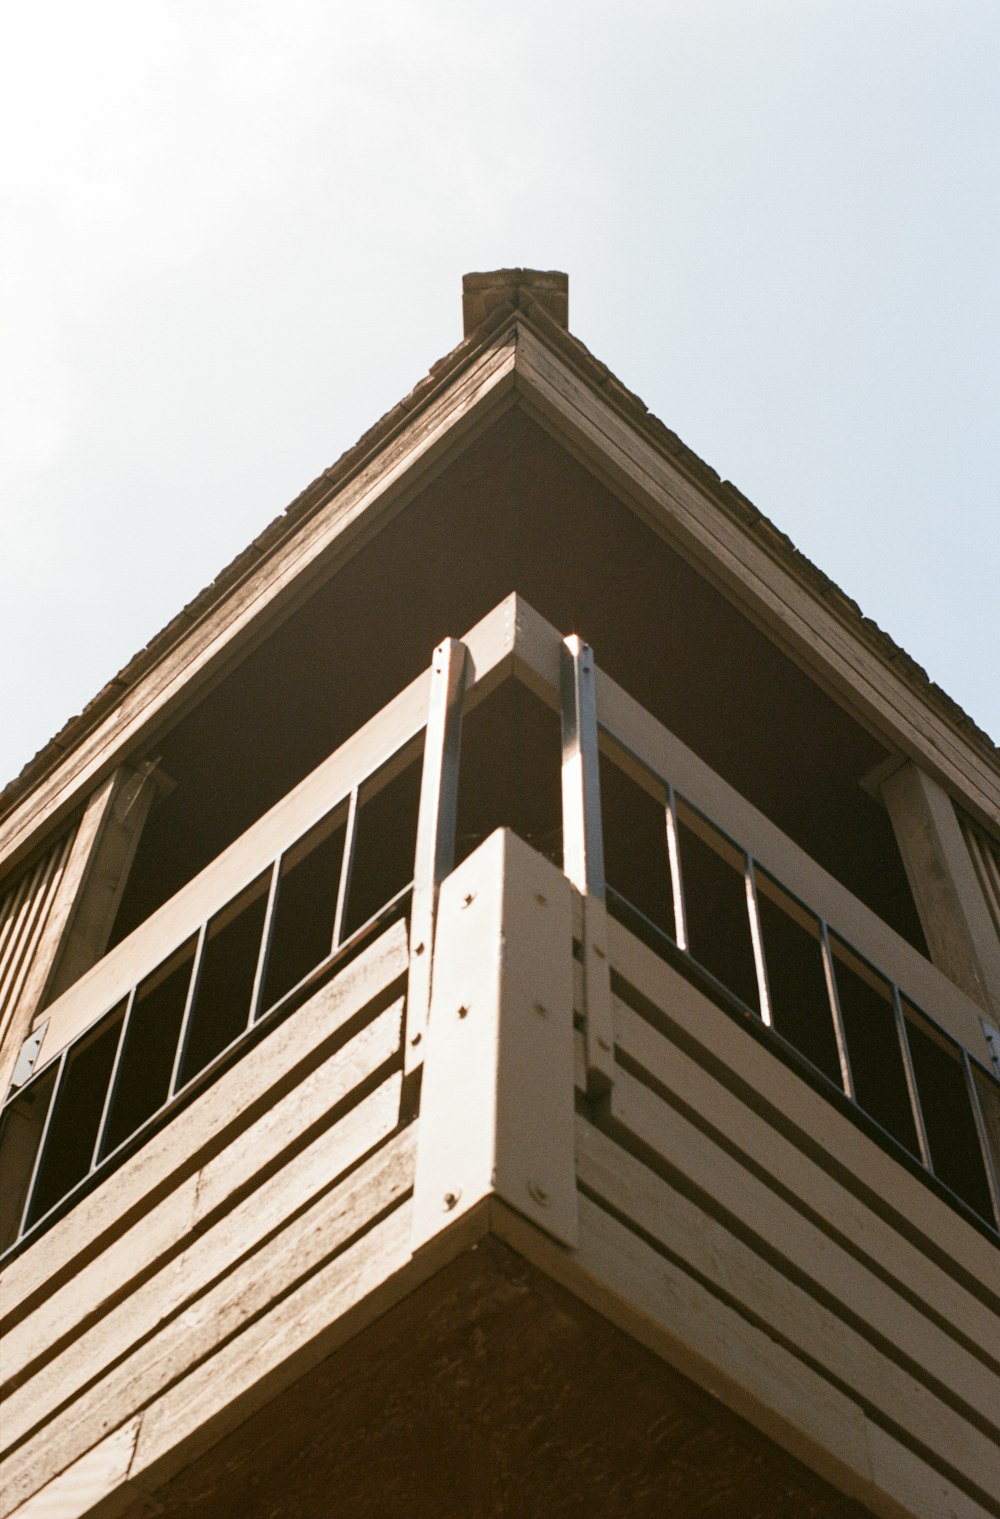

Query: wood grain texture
<box><xmin>576</xmin><ymin>1113</ymin><xmax>1000</xmax><ymax>1500</ymax></box>
<box><xmin>0</xmin><ymin>1125</ymin><xmax>416</xmax><ymax>1515</ymax></box>
<box><xmin>606</xmin><ymin>916</ymin><xmax>1000</xmax><ymax>1305</ymax></box>
<box><xmin>0</xmin><ymin>918</ymin><xmax>408</xmax><ymax>1325</ymax></box>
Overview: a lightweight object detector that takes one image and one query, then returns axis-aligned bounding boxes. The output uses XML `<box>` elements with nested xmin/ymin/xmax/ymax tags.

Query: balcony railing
<box><xmin>2</xmin><ymin>595</ymin><xmax>998</xmax><ymax>1259</ymax></box>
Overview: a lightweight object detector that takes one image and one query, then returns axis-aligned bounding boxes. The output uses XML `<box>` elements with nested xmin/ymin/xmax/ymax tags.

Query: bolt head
<box><xmin>442</xmin><ymin>1189</ymin><xmax>462</xmax><ymax>1211</ymax></box>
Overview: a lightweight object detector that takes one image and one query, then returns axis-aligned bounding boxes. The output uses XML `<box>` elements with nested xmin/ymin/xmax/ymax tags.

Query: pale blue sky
<box><xmin>2</xmin><ymin>0</ymin><xmax>998</xmax><ymax>787</ymax></box>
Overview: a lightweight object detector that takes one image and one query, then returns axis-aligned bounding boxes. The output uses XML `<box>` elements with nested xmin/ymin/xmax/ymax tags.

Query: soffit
<box><xmin>1</xmin><ymin>303</ymin><xmax>997</xmax><ymax>874</ymax></box>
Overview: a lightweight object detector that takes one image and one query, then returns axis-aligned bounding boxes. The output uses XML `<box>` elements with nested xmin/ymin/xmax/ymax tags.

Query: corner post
<box><xmin>411</xmin><ymin>830</ymin><xmax>578</xmax><ymax>1253</ymax></box>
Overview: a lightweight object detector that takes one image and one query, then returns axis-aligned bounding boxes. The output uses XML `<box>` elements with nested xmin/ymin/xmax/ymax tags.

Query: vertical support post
<box><xmin>560</xmin><ymin>635</ymin><xmax>615</xmax><ymax>1093</ymax></box>
<box><xmin>964</xmin><ymin>1050</ymin><xmax>1000</xmax><ymax>1230</ymax></box>
<box><xmin>411</xmin><ymin>829</ymin><xmax>578</xmax><ymax>1252</ymax></box>
<box><xmin>168</xmin><ymin>923</ymin><xmax>208</xmax><ymax>1098</ymax></box>
<box><xmin>404</xmin><ymin>638</ymin><xmax>468</xmax><ymax>1079</ymax></box>
<box><xmin>820</xmin><ymin>922</ymin><xmax>856</xmax><ymax>1101</ymax></box>
<box><xmin>744</xmin><ymin>855</ymin><xmax>773</xmax><ymax>1028</ymax></box>
<box><xmin>248</xmin><ymin>858</ymin><xmax>282</xmax><ymax>1026</ymax></box>
<box><xmin>17</xmin><ymin>1047</ymin><xmax>67</xmax><ymax>1241</ymax></box>
<box><xmin>881</xmin><ymin>763</ymin><xmax>1000</xmax><ymax>1020</ymax></box>
<box><xmin>892</xmin><ymin>987</ymin><xmax>932</xmax><ymax>1170</ymax></box>
<box><xmin>665</xmin><ymin>786</ymin><xmax>688</xmax><ymax>953</ymax></box>
<box><xmin>331</xmin><ymin>788</ymin><xmax>360</xmax><ymax>952</ymax></box>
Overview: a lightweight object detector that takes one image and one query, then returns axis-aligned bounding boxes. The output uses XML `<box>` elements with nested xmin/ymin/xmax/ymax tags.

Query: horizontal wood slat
<box><xmin>571</xmin><ymin>1192</ymin><xmax>993</xmax><ymax>1519</ymax></box>
<box><xmin>0</xmin><ymin>918</ymin><xmax>408</xmax><ymax>1328</ymax></box>
<box><xmin>0</xmin><ymin>1002</ymin><xmax>404</xmax><ymax>1397</ymax></box>
<box><xmin>578</xmin><ymin>1097</ymin><xmax>998</xmax><ymax>1483</ymax></box>
<box><xmin>0</xmin><ymin>1121</ymin><xmax>416</xmax><ymax>1516</ymax></box>
<box><xmin>606</xmin><ymin>916</ymin><xmax>1000</xmax><ymax>1304</ymax></box>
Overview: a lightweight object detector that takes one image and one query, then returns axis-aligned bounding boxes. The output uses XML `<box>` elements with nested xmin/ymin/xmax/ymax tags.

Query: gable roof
<box><xmin>2</xmin><ymin>275</ymin><xmax>997</xmax><ymax>861</ymax></box>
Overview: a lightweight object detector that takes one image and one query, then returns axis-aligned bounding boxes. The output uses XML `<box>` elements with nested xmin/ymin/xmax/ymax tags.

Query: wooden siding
<box><xmin>0</xmin><ymin>920</ymin><xmax>411</xmax><ymax>1517</ymax></box>
<box><xmin>1</xmin><ymin>832</ymin><xmax>998</xmax><ymax>1519</ymax></box>
<box><xmin>0</xmin><ymin>827</ymin><xmax>76</xmax><ymax>1058</ymax></box>
<box><xmin>963</xmin><ymin>817</ymin><xmax>1000</xmax><ymax>944</ymax></box>
<box><xmin>562</xmin><ymin>914</ymin><xmax>1000</xmax><ymax>1519</ymax></box>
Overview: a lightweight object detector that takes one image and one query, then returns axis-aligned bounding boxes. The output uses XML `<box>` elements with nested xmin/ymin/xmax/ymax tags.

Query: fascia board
<box><xmin>510</xmin><ymin>321</ymin><xmax>1000</xmax><ymax>828</ymax></box>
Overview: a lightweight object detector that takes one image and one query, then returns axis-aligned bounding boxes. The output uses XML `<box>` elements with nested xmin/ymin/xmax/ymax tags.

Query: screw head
<box><xmin>533</xmin><ymin>1001</ymin><xmax>548</xmax><ymax>1017</ymax></box>
<box><xmin>462</xmin><ymin>892</ymin><xmax>476</xmax><ymax>909</ymax></box>
<box><xmin>527</xmin><ymin>1181</ymin><xmax>550</xmax><ymax>1207</ymax></box>
<box><xmin>414</xmin><ymin>940</ymin><xmax>426</xmax><ymax>955</ymax></box>
<box><xmin>457</xmin><ymin>1003</ymin><xmax>470</xmax><ymax>1019</ymax></box>
<box><xmin>442</xmin><ymin>1189</ymin><xmax>462</xmax><ymax>1211</ymax></box>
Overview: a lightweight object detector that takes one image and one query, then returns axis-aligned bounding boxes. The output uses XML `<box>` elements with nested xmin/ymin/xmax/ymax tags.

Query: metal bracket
<box><xmin>8</xmin><ymin>1022</ymin><xmax>48</xmax><ymax>1094</ymax></box>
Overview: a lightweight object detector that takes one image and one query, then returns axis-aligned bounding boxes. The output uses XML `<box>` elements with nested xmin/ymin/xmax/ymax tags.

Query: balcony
<box><xmin>1</xmin><ymin>595</ymin><xmax>998</xmax><ymax>1519</ymax></box>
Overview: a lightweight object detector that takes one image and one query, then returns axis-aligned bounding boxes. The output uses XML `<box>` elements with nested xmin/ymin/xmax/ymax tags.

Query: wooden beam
<box><xmin>882</xmin><ymin>763</ymin><xmax>1000</xmax><ymax>1021</ymax></box>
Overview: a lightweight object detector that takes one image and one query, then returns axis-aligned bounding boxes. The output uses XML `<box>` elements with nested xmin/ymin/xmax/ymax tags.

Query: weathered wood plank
<box><xmin>577</xmin><ymin>1111</ymin><xmax>999</xmax><ymax>1484</ymax></box>
<box><xmin>0</xmin><ymin>919</ymin><xmax>407</xmax><ymax>1327</ymax></box>
<box><xmin>2</xmin><ymin>1072</ymin><xmax>403</xmax><ymax>1448</ymax></box>
<box><xmin>568</xmin><ymin>1193</ymin><xmax>992</xmax><ymax>1519</ymax></box>
<box><xmin>6</xmin><ymin>1416</ymin><xmax>141</xmax><ymax>1519</ymax></box>
<box><xmin>0</xmin><ymin>1000</ymin><xmax>403</xmax><ymax>1393</ymax></box>
<box><xmin>608</xmin><ymin>921</ymin><xmax>1000</xmax><ymax>1310</ymax></box>
<box><xmin>0</xmin><ymin>1125</ymin><xmax>416</xmax><ymax>1514</ymax></box>
<box><xmin>604</xmin><ymin>1010</ymin><xmax>1000</xmax><ymax>1384</ymax></box>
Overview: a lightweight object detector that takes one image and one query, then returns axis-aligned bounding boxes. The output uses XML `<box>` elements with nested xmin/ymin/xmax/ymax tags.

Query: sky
<box><xmin>1</xmin><ymin>0</ymin><xmax>998</xmax><ymax>789</ymax></box>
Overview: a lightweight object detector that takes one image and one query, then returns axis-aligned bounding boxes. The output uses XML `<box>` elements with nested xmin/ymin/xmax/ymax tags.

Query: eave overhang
<box><xmin>2</xmin><ymin>302</ymin><xmax>998</xmax><ymax>878</ymax></box>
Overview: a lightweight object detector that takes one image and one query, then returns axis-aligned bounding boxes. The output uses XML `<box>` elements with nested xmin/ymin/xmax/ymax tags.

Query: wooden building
<box><xmin>1</xmin><ymin>270</ymin><xmax>999</xmax><ymax>1518</ymax></box>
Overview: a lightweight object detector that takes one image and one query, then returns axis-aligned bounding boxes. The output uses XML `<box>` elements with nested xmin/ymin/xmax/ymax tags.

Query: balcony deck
<box><xmin>1</xmin><ymin>597</ymin><xmax>998</xmax><ymax>1519</ymax></box>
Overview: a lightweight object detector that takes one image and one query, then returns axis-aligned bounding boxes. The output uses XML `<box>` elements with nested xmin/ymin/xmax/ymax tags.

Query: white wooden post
<box><xmin>411</xmin><ymin>829</ymin><xmax>578</xmax><ymax>1252</ymax></box>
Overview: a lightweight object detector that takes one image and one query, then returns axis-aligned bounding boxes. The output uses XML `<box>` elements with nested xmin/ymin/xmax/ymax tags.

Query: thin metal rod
<box><xmin>332</xmin><ymin>788</ymin><xmax>360</xmax><ymax>951</ymax></box>
<box><xmin>16</xmin><ymin>1047</ymin><xmax>68</xmax><ymax>1240</ymax></box>
<box><xmin>963</xmin><ymin>1050</ymin><xmax>1000</xmax><ymax>1229</ymax></box>
<box><xmin>560</xmin><ymin>635</ymin><xmax>605</xmax><ymax>901</ymax></box>
<box><xmin>90</xmin><ymin>987</ymin><xmax>137</xmax><ymax>1172</ymax></box>
<box><xmin>248</xmin><ymin>858</ymin><xmax>282</xmax><ymax>1026</ymax></box>
<box><xmin>665</xmin><ymin>787</ymin><xmax>688</xmax><ymax>953</ymax></box>
<box><xmin>744</xmin><ymin>855</ymin><xmax>772</xmax><ymax>1027</ymax></box>
<box><xmin>819</xmin><ymin>922</ymin><xmax>855</xmax><ymax>1101</ymax></box>
<box><xmin>406</xmin><ymin>638</ymin><xmax>468</xmax><ymax>1069</ymax></box>
<box><xmin>892</xmin><ymin>986</ymin><xmax>932</xmax><ymax>1169</ymax></box>
<box><xmin>168</xmin><ymin>924</ymin><xmax>208</xmax><ymax>1099</ymax></box>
